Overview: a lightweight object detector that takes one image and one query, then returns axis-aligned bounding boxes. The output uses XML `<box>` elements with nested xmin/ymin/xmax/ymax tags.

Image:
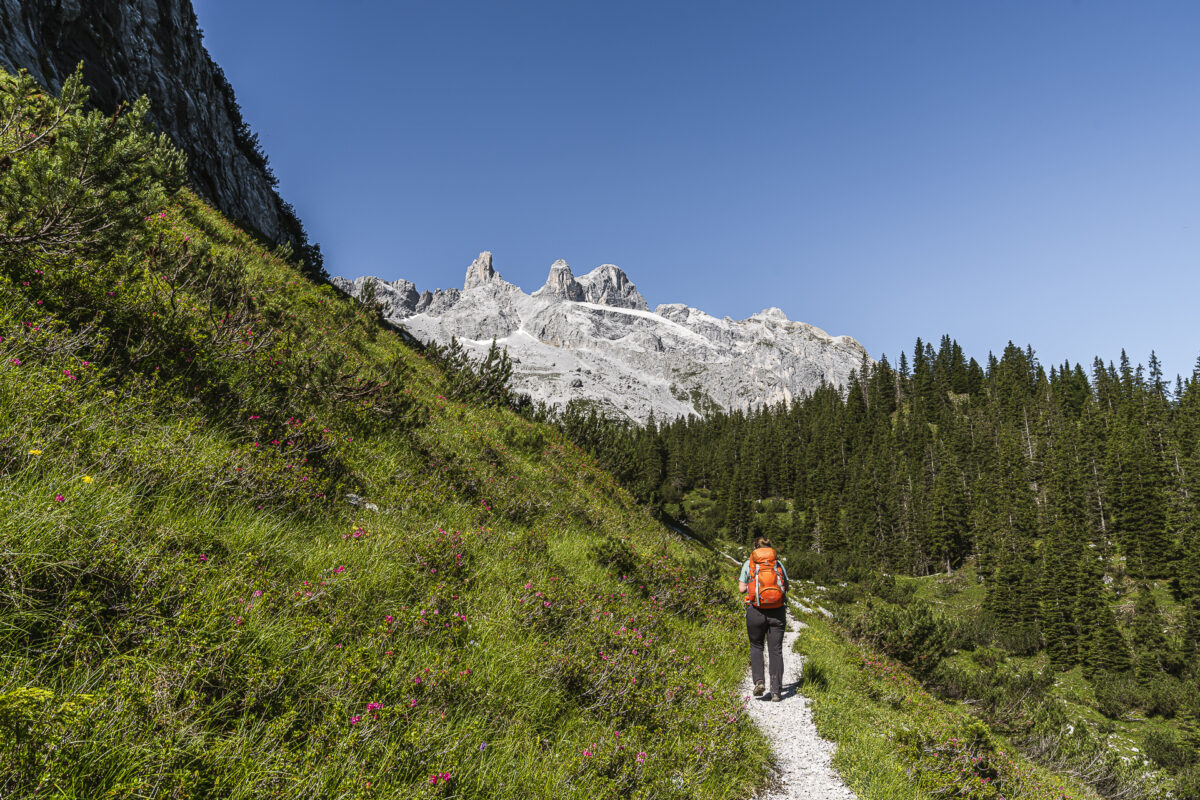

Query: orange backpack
<box><xmin>746</xmin><ymin>547</ymin><xmax>785</xmax><ymax>609</ymax></box>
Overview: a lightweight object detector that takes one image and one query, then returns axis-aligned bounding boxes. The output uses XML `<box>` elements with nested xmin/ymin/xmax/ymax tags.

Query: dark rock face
<box><xmin>0</xmin><ymin>0</ymin><xmax>295</xmax><ymax>245</ymax></box>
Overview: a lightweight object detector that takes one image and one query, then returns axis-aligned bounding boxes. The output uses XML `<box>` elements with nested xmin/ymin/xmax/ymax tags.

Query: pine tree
<box><xmin>927</xmin><ymin>443</ymin><xmax>968</xmax><ymax>574</ymax></box>
<box><xmin>1114</xmin><ymin>418</ymin><xmax>1171</xmax><ymax>577</ymax></box>
<box><xmin>1086</xmin><ymin>602</ymin><xmax>1131</xmax><ymax>678</ymax></box>
<box><xmin>1041</xmin><ymin>520</ymin><xmax>1084</xmax><ymax>669</ymax></box>
<box><xmin>1131</xmin><ymin>585</ymin><xmax>1170</xmax><ymax>684</ymax></box>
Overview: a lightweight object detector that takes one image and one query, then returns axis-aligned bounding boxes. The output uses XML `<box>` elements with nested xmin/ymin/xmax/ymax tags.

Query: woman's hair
<box><xmin>754</xmin><ymin>537</ymin><xmax>772</xmax><ymax>549</ymax></box>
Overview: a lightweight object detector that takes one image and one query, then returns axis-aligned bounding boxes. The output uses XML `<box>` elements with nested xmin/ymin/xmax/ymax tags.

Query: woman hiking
<box><xmin>739</xmin><ymin>537</ymin><xmax>789</xmax><ymax>701</ymax></box>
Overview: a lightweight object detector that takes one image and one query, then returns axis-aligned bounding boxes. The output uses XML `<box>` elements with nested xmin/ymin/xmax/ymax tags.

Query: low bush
<box><xmin>896</xmin><ymin>716</ymin><xmax>1007</xmax><ymax>799</ymax></box>
<box><xmin>825</xmin><ymin>583</ymin><xmax>861</xmax><ymax>606</ymax></box>
<box><xmin>970</xmin><ymin>646</ymin><xmax>1007</xmax><ymax>668</ymax></box>
<box><xmin>1175</xmin><ymin>766</ymin><xmax>1200</xmax><ymax>800</ymax></box>
<box><xmin>843</xmin><ymin>599</ymin><xmax>953</xmax><ymax>679</ymax></box>
<box><xmin>948</xmin><ymin>609</ymin><xmax>998</xmax><ymax>651</ymax></box>
<box><xmin>1143</xmin><ymin>728</ymin><xmax>1197</xmax><ymax>773</ymax></box>
<box><xmin>865</xmin><ymin>571</ymin><xmax>917</xmax><ymax>606</ymax></box>
<box><xmin>996</xmin><ymin>622</ymin><xmax>1042</xmax><ymax>657</ymax></box>
<box><xmin>781</xmin><ymin>549</ymin><xmax>849</xmax><ymax>584</ymax></box>
<box><xmin>1142</xmin><ymin>674</ymin><xmax>1195</xmax><ymax>719</ymax></box>
<box><xmin>1092</xmin><ymin>671</ymin><xmax>1140</xmax><ymax>720</ymax></box>
<box><xmin>932</xmin><ymin>661</ymin><xmax>1054</xmax><ymax>737</ymax></box>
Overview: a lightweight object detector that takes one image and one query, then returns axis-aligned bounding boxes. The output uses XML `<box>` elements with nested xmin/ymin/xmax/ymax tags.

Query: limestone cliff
<box><xmin>335</xmin><ymin>253</ymin><xmax>871</xmax><ymax>423</ymax></box>
<box><xmin>0</xmin><ymin>0</ymin><xmax>315</xmax><ymax>264</ymax></box>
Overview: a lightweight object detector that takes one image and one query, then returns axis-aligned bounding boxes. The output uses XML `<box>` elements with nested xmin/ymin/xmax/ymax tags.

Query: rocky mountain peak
<box><xmin>578</xmin><ymin>264</ymin><xmax>648</xmax><ymax>310</ymax></box>
<box><xmin>532</xmin><ymin>259</ymin><xmax>585</xmax><ymax>302</ymax></box>
<box><xmin>331</xmin><ymin>276</ymin><xmax>419</xmax><ymax>315</ymax></box>
<box><xmin>754</xmin><ymin>307</ymin><xmax>789</xmax><ymax>322</ymax></box>
<box><xmin>463</xmin><ymin>251</ymin><xmax>501</xmax><ymax>290</ymax></box>
<box><xmin>336</xmin><ymin>251</ymin><xmax>869</xmax><ymax>423</ymax></box>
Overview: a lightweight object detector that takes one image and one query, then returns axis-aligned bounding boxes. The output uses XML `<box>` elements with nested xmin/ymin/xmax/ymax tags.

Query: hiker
<box><xmin>739</xmin><ymin>536</ymin><xmax>788</xmax><ymax>701</ymax></box>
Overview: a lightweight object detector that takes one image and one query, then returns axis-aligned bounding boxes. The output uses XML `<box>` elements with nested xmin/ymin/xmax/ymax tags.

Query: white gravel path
<box><xmin>741</xmin><ymin>609</ymin><xmax>858</xmax><ymax>800</ymax></box>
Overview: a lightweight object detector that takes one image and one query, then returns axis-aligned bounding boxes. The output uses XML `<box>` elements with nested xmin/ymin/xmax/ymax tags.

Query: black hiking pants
<box><xmin>746</xmin><ymin>604</ymin><xmax>786</xmax><ymax>696</ymax></box>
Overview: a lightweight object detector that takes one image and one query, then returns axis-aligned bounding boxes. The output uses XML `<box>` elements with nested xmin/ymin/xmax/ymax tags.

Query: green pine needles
<box><xmin>0</xmin><ymin>65</ymin><xmax>186</xmax><ymax>260</ymax></box>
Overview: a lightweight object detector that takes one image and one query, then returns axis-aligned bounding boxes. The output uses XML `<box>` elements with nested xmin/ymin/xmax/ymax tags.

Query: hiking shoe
<box><xmin>770</xmin><ymin>693</ymin><xmax>782</xmax><ymax>702</ymax></box>
<box><xmin>753</xmin><ymin>681</ymin><xmax>765</xmax><ymax>697</ymax></box>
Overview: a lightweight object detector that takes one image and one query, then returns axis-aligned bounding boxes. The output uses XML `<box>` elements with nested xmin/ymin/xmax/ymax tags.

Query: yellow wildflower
<box><xmin>82</xmin><ymin>475</ymin><xmax>93</xmax><ymax>483</ymax></box>
<box><xmin>28</xmin><ymin>449</ymin><xmax>42</xmax><ymax>455</ymax></box>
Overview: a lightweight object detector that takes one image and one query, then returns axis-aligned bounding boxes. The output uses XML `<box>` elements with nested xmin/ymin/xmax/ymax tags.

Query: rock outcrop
<box><xmin>338</xmin><ymin>253</ymin><xmax>870</xmax><ymax>423</ymax></box>
<box><xmin>532</xmin><ymin>260</ymin><xmax>586</xmax><ymax>302</ymax></box>
<box><xmin>331</xmin><ymin>276</ymin><xmax>420</xmax><ymax>316</ymax></box>
<box><xmin>463</xmin><ymin>251</ymin><xmax>503</xmax><ymax>290</ymax></box>
<box><xmin>0</xmin><ymin>0</ymin><xmax>303</xmax><ymax>248</ymax></box>
<box><xmin>577</xmin><ymin>264</ymin><xmax>648</xmax><ymax>310</ymax></box>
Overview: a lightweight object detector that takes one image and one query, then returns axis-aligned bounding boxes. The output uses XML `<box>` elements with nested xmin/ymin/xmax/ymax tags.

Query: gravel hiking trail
<box><xmin>742</xmin><ymin>608</ymin><xmax>858</xmax><ymax>800</ymax></box>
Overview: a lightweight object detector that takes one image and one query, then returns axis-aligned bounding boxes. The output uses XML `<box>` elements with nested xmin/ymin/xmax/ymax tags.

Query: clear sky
<box><xmin>192</xmin><ymin>0</ymin><xmax>1200</xmax><ymax>381</ymax></box>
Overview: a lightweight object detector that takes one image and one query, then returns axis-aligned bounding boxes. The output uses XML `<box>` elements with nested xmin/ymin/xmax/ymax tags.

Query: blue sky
<box><xmin>193</xmin><ymin>0</ymin><xmax>1200</xmax><ymax>380</ymax></box>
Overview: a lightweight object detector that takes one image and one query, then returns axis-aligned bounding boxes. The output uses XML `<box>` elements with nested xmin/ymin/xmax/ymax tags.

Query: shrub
<box><xmin>931</xmin><ymin>661</ymin><xmax>1054</xmax><ymax>737</ymax></box>
<box><xmin>0</xmin><ymin>66</ymin><xmax>186</xmax><ymax>261</ymax></box>
<box><xmin>781</xmin><ymin>549</ymin><xmax>844</xmax><ymax>584</ymax></box>
<box><xmin>844</xmin><ymin>599</ymin><xmax>953</xmax><ymax>679</ymax></box>
<box><xmin>825</xmin><ymin>583</ymin><xmax>861</xmax><ymax>606</ymax></box>
<box><xmin>949</xmin><ymin>610</ymin><xmax>998</xmax><ymax>651</ymax></box>
<box><xmin>591</xmin><ymin>535</ymin><xmax>639</xmax><ymax>577</ymax></box>
<box><xmin>1175</xmin><ymin>765</ymin><xmax>1200</xmax><ymax>800</ymax></box>
<box><xmin>934</xmin><ymin>570</ymin><xmax>971</xmax><ymax>599</ymax></box>
<box><xmin>1143</xmin><ymin>674</ymin><xmax>1191</xmax><ymax>719</ymax></box>
<box><xmin>865</xmin><ymin>571</ymin><xmax>917</xmax><ymax>606</ymax></box>
<box><xmin>1092</xmin><ymin>671</ymin><xmax>1139</xmax><ymax>720</ymax></box>
<box><xmin>1143</xmin><ymin>728</ymin><xmax>1197</xmax><ymax>773</ymax></box>
<box><xmin>996</xmin><ymin>622</ymin><xmax>1041</xmax><ymax>656</ymax></box>
<box><xmin>896</xmin><ymin>716</ymin><xmax>1006</xmax><ymax>798</ymax></box>
<box><xmin>970</xmin><ymin>646</ymin><xmax>1007</xmax><ymax>669</ymax></box>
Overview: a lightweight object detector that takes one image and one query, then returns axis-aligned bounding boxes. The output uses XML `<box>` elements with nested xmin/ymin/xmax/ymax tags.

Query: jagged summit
<box><xmin>532</xmin><ymin>259</ymin><xmax>586</xmax><ymax>302</ymax></box>
<box><xmin>335</xmin><ymin>252</ymin><xmax>868</xmax><ymax>422</ymax></box>
<box><xmin>463</xmin><ymin>251</ymin><xmax>502</xmax><ymax>290</ymax></box>
<box><xmin>577</xmin><ymin>264</ymin><xmax>648</xmax><ymax>310</ymax></box>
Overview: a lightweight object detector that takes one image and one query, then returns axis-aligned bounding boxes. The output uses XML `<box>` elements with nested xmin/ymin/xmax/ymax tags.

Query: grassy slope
<box><xmin>0</xmin><ymin>190</ymin><xmax>770</xmax><ymax>798</ymax></box>
<box><xmin>787</xmin><ymin>589</ymin><xmax>1102</xmax><ymax>800</ymax></box>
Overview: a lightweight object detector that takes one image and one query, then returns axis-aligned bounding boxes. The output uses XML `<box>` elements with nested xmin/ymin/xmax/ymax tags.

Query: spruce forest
<box><xmin>556</xmin><ymin>337</ymin><xmax>1200</xmax><ymax>796</ymax></box>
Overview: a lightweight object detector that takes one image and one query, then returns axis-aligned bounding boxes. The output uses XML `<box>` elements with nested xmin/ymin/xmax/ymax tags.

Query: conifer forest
<box><xmin>555</xmin><ymin>337</ymin><xmax>1200</xmax><ymax>792</ymax></box>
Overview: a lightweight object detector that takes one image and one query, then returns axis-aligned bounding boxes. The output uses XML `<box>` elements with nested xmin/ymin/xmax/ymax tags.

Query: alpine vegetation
<box><xmin>0</xmin><ymin>66</ymin><xmax>772</xmax><ymax>799</ymax></box>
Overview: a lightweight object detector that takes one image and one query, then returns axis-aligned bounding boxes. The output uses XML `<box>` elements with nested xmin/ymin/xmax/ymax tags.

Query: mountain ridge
<box><xmin>335</xmin><ymin>253</ymin><xmax>869</xmax><ymax>422</ymax></box>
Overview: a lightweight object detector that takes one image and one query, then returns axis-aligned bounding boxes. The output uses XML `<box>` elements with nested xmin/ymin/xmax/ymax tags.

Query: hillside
<box><xmin>0</xmin><ymin>67</ymin><xmax>770</xmax><ymax>799</ymax></box>
<box><xmin>335</xmin><ymin>254</ymin><xmax>868</xmax><ymax>423</ymax></box>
